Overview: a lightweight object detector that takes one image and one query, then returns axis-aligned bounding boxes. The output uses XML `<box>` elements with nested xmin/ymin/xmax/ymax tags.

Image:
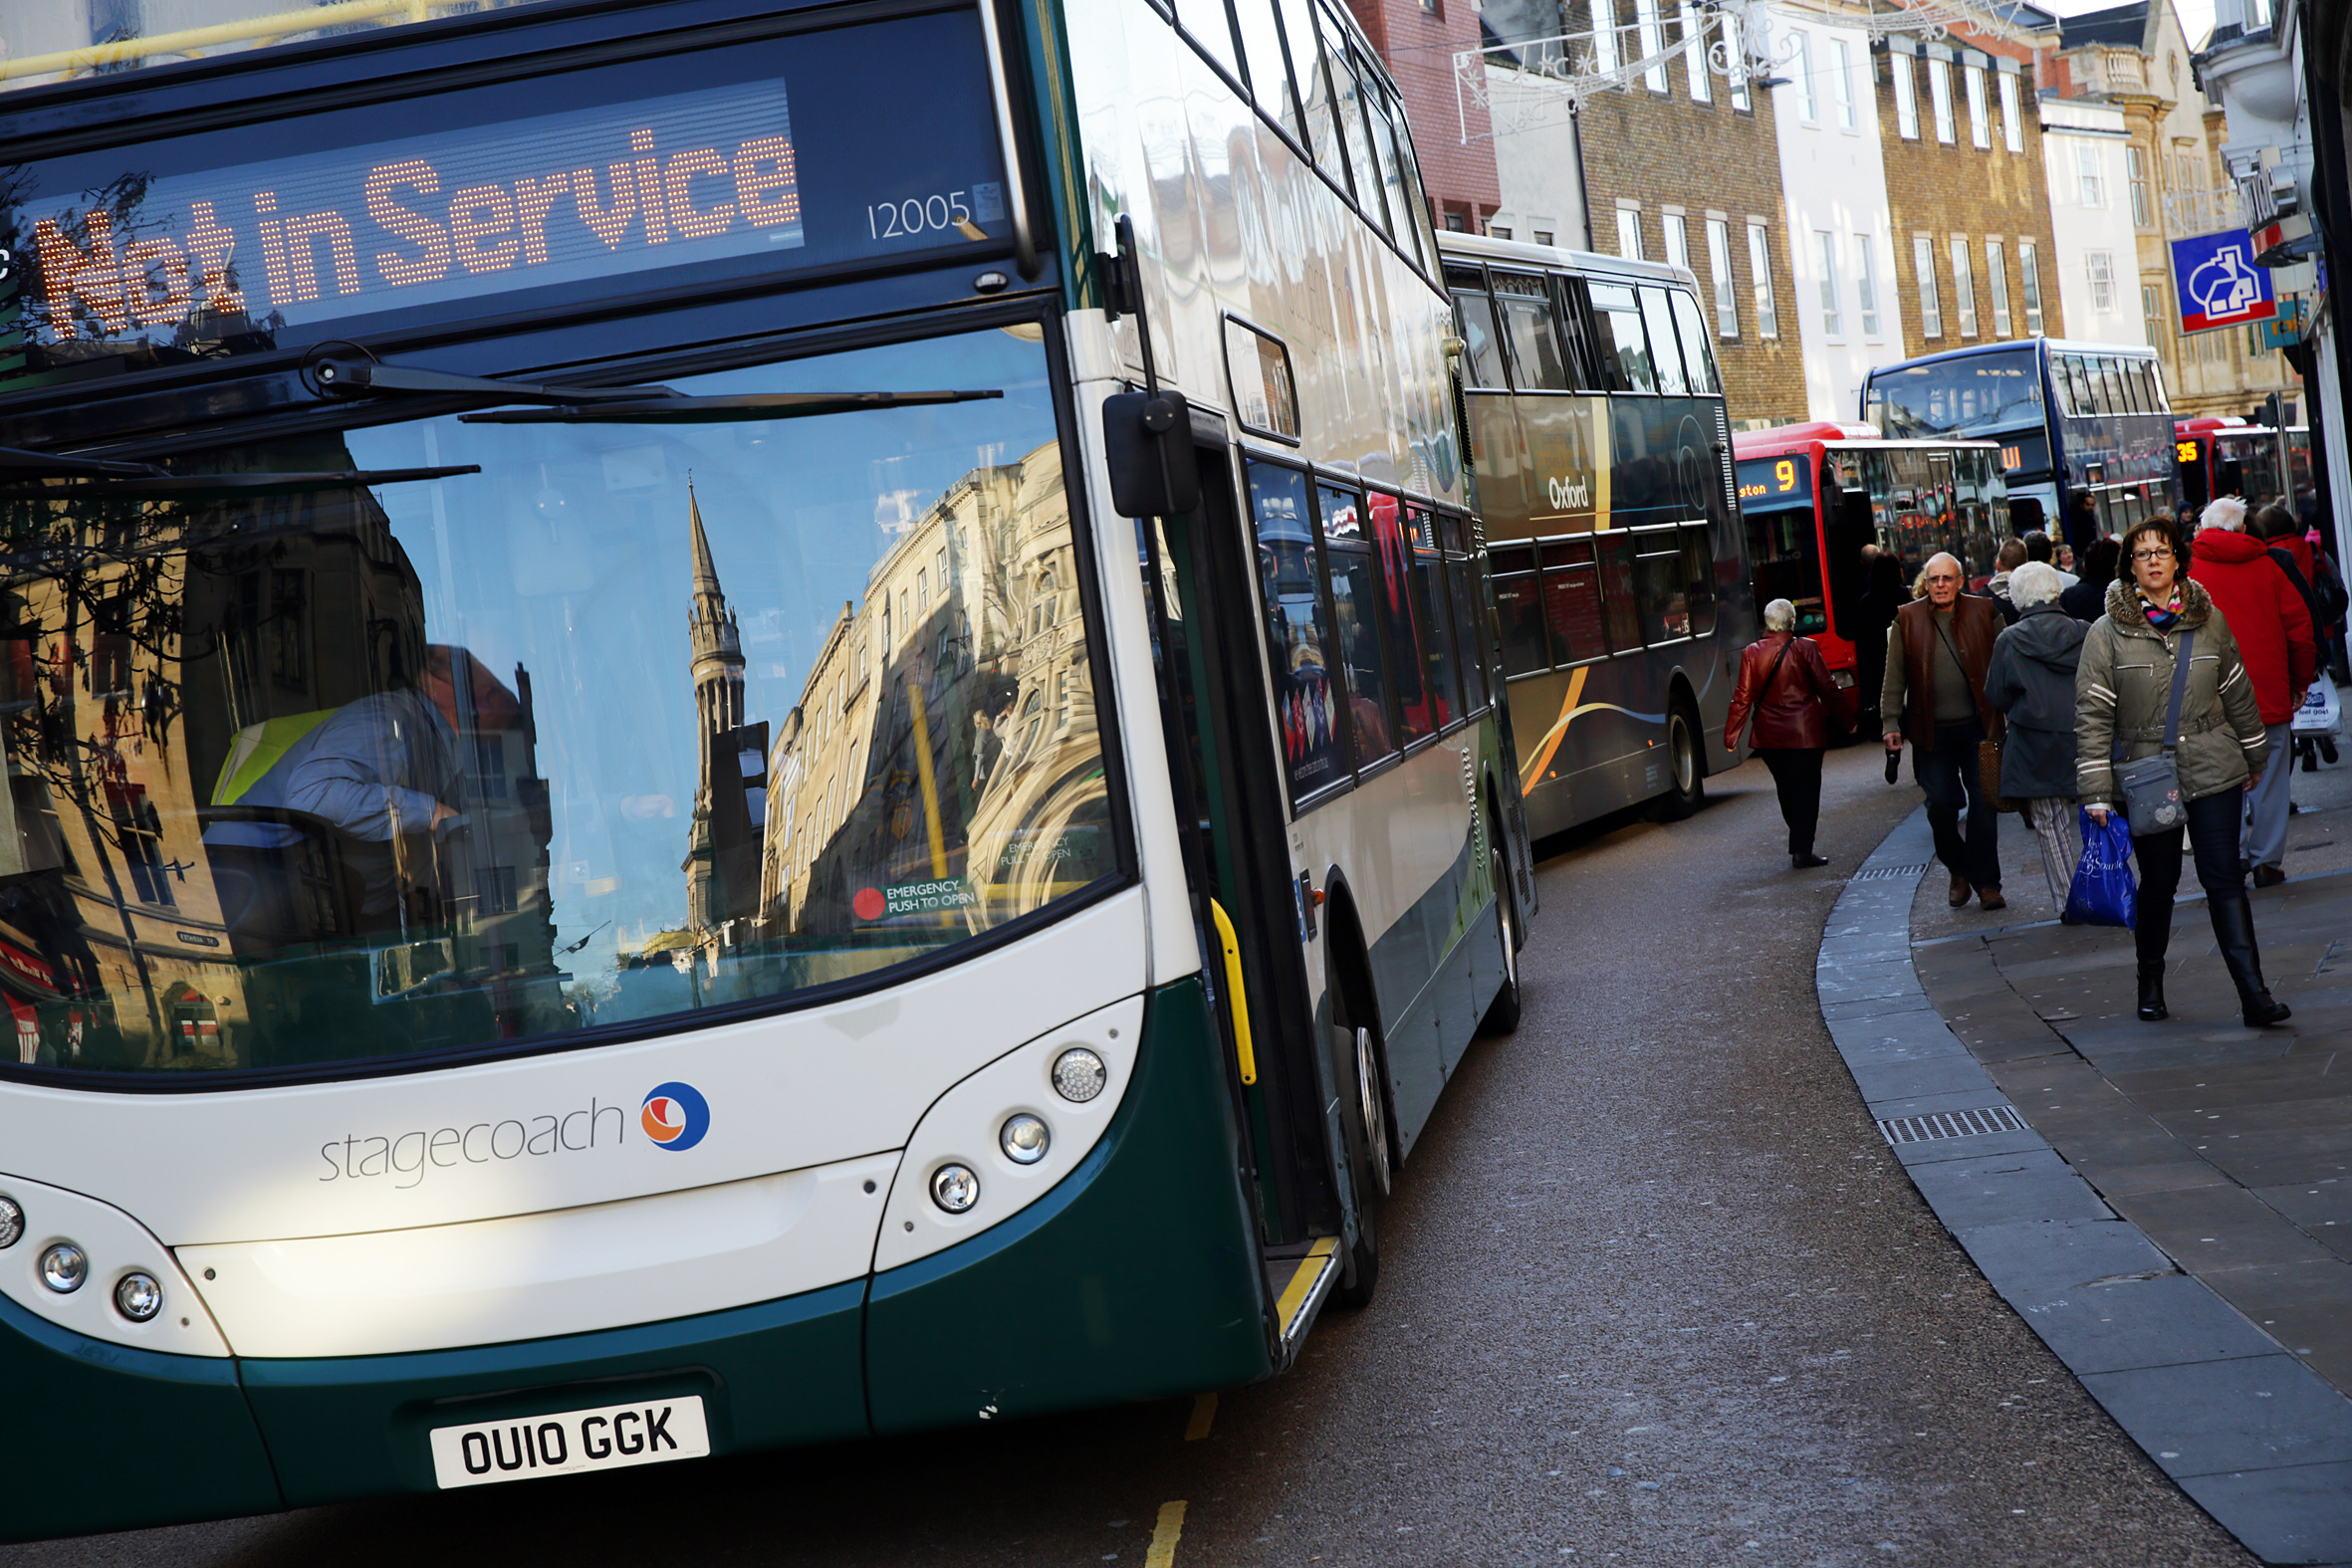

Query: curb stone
<box><xmin>1819</xmin><ymin>806</ymin><xmax>2352</xmax><ymax>1566</ymax></box>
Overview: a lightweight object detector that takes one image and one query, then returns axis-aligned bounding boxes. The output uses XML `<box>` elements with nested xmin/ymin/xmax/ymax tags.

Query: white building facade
<box><xmin>1765</xmin><ymin>6</ymin><xmax>1906</xmax><ymax>421</ymax></box>
<box><xmin>2038</xmin><ymin>99</ymin><xmax>2149</xmax><ymax>345</ymax></box>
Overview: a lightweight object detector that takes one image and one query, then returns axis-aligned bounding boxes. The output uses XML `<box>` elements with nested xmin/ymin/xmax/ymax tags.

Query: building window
<box><xmin>1682</xmin><ymin>1</ymin><xmax>1711</xmax><ymax>101</ymax></box>
<box><xmin>1831</xmin><ymin>39</ymin><xmax>1856</xmax><ymax>128</ymax></box>
<box><xmin>2127</xmin><ymin>146</ymin><xmax>2152</xmax><ymax>227</ymax></box>
<box><xmin>2018</xmin><ymin>241</ymin><xmax>2043</xmax><ymax>334</ymax></box>
<box><xmin>1747</xmin><ymin>221</ymin><xmax>1777</xmax><ymax>336</ymax></box>
<box><xmin>1444</xmin><ymin>209</ymin><xmax>1471</xmax><ymax>233</ymax></box>
<box><xmin>1964</xmin><ymin>64</ymin><xmax>1991</xmax><ymax>149</ymax></box>
<box><xmin>2077</xmin><ymin>145</ymin><xmax>2104</xmax><ymax>207</ymax></box>
<box><xmin>1987</xmin><ymin>239</ymin><xmax>2012</xmax><ymax>336</ymax></box>
<box><xmin>1534</xmin><ymin>229</ymin><xmax>1554</xmax><ymax>247</ymax></box>
<box><xmin>1998</xmin><ymin>71</ymin><xmax>2023</xmax><ymax>152</ymax></box>
<box><xmin>1915</xmin><ymin>233</ymin><xmax>1943</xmax><ymax>337</ymax></box>
<box><xmin>1635</xmin><ymin>0</ymin><xmax>1668</xmax><ymax>92</ymax></box>
<box><xmin>2087</xmin><ymin>249</ymin><xmax>2115</xmax><ymax>312</ymax></box>
<box><xmin>1589</xmin><ymin>0</ymin><xmax>1617</xmax><ymax>73</ymax></box>
<box><xmin>1790</xmin><ymin>31</ymin><xmax>1815</xmax><ymax>120</ymax></box>
<box><xmin>1951</xmin><ymin>238</ymin><xmax>1978</xmax><ymax>336</ymax></box>
<box><xmin>1854</xmin><ymin>236</ymin><xmax>1881</xmax><ymax>337</ymax></box>
<box><xmin>1489</xmin><ymin>225</ymin><xmax>1513</xmax><ymax>240</ymax></box>
<box><xmin>1616</xmin><ymin>207</ymin><xmax>1643</xmax><ymax>260</ymax></box>
<box><xmin>1663</xmin><ymin>211</ymin><xmax>1690</xmax><ymax>272</ymax></box>
<box><xmin>1726</xmin><ymin>11</ymin><xmax>1750</xmax><ymax>110</ymax></box>
<box><xmin>1929</xmin><ymin>59</ymin><xmax>1956</xmax><ymax>143</ymax></box>
<box><xmin>2143</xmin><ymin>283</ymin><xmax>2163</xmax><ymax>344</ymax></box>
<box><xmin>1892</xmin><ymin>54</ymin><xmax>1919</xmax><ymax>139</ymax></box>
<box><xmin>1815</xmin><ymin>231</ymin><xmax>1843</xmax><ymax>336</ymax></box>
<box><xmin>1706</xmin><ymin>217</ymin><xmax>1739</xmax><ymax>336</ymax></box>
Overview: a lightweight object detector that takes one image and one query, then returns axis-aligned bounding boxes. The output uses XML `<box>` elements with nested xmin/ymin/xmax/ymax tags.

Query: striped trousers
<box><xmin>2025</xmin><ymin>797</ymin><xmax>2083</xmax><ymax>910</ymax></box>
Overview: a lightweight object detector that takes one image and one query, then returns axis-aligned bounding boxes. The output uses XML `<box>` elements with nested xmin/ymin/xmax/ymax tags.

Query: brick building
<box><xmin>1343</xmin><ymin>0</ymin><xmax>1502</xmax><ymax>232</ymax></box>
<box><xmin>1872</xmin><ymin>16</ymin><xmax>2066</xmax><ymax>365</ymax></box>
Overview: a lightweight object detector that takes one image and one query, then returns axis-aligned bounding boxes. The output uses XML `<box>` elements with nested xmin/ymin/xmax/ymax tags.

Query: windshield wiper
<box><xmin>459</xmin><ymin>390</ymin><xmax>1006</xmax><ymax>424</ymax></box>
<box><xmin>0</xmin><ymin>444</ymin><xmax>170</xmax><ymax>480</ymax></box>
<box><xmin>307</xmin><ymin>352</ymin><xmax>678</xmax><ymax>406</ymax></box>
<box><xmin>0</xmin><ymin>465</ymin><xmax>482</xmax><ymax>500</ymax></box>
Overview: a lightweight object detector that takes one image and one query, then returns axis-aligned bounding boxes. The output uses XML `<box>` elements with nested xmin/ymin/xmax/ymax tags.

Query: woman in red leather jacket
<box><xmin>1724</xmin><ymin>597</ymin><xmax>1851</xmax><ymax>868</ymax></box>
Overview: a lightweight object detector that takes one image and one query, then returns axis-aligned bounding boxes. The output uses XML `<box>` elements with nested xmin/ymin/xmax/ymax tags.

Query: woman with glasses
<box><xmin>2076</xmin><ymin>519</ymin><xmax>2289</xmax><ymax>1025</ymax></box>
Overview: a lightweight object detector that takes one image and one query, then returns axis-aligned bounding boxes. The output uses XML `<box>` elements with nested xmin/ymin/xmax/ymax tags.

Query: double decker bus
<box><xmin>1439</xmin><ymin>233</ymin><xmax>1752</xmax><ymax>838</ymax></box>
<box><xmin>1731</xmin><ymin>422</ymin><xmax>2011</xmax><ymax>683</ymax></box>
<box><xmin>0</xmin><ymin>0</ymin><xmax>1531</xmax><ymax>1539</ymax></box>
<box><xmin>1863</xmin><ymin>338</ymin><xmax>2176</xmax><ymax>549</ymax></box>
<box><xmin>2175</xmin><ymin>416</ymin><xmax>2319</xmax><ymax>519</ymax></box>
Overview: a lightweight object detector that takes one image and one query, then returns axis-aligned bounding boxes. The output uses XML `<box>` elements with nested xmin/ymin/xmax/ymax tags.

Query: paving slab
<box><xmin>2080</xmin><ymin>1354</ymin><xmax>2352</xmax><ymax>1477</ymax></box>
<box><xmin>2177</xmin><ymin>1462</ymin><xmax>2352</xmax><ymax>1566</ymax></box>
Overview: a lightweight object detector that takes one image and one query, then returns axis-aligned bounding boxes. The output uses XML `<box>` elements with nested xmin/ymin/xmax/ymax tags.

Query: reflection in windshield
<box><xmin>1869</xmin><ymin>349</ymin><xmax>2044</xmax><ymax>439</ymax></box>
<box><xmin>0</xmin><ymin>328</ymin><xmax>1109</xmax><ymax>1074</ymax></box>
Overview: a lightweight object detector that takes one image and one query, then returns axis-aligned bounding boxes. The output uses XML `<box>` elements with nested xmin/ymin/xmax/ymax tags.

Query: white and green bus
<box><xmin>0</xmin><ymin>0</ymin><xmax>1529</xmax><ymax>1537</ymax></box>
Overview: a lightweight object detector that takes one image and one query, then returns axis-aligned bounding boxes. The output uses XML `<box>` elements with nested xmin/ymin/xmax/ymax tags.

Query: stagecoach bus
<box><xmin>2175</xmin><ymin>415</ymin><xmax>2317</xmax><ymax>519</ymax></box>
<box><xmin>0</xmin><ymin>0</ymin><xmax>1531</xmax><ymax>1537</ymax></box>
<box><xmin>1731</xmin><ymin>421</ymin><xmax>2010</xmax><ymax>680</ymax></box>
<box><xmin>1439</xmin><ymin>233</ymin><xmax>1753</xmax><ymax>839</ymax></box>
<box><xmin>1864</xmin><ymin>337</ymin><xmax>2176</xmax><ymax>549</ymax></box>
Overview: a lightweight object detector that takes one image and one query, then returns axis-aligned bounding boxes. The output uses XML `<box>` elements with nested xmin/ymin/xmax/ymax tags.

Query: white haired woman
<box><xmin>1724</xmin><ymin>598</ymin><xmax>1846</xmax><ymax>868</ymax></box>
<box><xmin>1985</xmin><ymin>561</ymin><xmax>2088</xmax><ymax>911</ymax></box>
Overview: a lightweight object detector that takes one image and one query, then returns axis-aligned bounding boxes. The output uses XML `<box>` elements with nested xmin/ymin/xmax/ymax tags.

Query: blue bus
<box><xmin>1862</xmin><ymin>338</ymin><xmax>2178</xmax><ymax>549</ymax></box>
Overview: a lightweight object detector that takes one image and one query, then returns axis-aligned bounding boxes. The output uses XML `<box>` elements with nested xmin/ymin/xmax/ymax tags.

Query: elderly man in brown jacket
<box><xmin>1880</xmin><ymin>552</ymin><xmax>2008</xmax><ymax>910</ymax></box>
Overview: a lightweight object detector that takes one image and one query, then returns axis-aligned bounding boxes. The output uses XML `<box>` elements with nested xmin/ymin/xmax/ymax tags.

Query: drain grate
<box><xmin>1876</xmin><ymin>1105</ymin><xmax>2028</xmax><ymax>1145</ymax></box>
<box><xmin>1849</xmin><ymin>861</ymin><xmax>1933</xmax><ymax>882</ymax></box>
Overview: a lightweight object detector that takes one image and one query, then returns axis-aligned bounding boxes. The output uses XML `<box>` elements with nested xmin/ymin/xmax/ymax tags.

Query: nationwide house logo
<box><xmin>640</xmin><ymin>1082</ymin><xmax>711</xmax><ymax>1152</ymax></box>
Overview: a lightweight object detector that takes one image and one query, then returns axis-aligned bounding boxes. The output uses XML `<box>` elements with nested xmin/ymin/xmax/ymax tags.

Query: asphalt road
<box><xmin>3</xmin><ymin>746</ymin><xmax>2261</xmax><ymax>1568</ymax></box>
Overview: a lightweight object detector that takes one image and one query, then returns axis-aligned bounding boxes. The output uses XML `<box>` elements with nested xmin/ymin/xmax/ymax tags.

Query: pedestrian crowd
<box><xmin>1727</xmin><ymin>503</ymin><xmax>2351</xmax><ymax>1029</ymax></box>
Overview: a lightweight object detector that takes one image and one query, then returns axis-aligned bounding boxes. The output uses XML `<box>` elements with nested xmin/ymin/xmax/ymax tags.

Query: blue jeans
<box><xmin>1915</xmin><ymin>718</ymin><xmax>2000</xmax><ymax>888</ymax></box>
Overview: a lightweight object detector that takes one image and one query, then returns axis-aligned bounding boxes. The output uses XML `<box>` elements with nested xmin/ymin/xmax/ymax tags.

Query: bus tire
<box><xmin>1652</xmin><ymin>701</ymin><xmax>1704</xmax><ymax>820</ymax></box>
<box><xmin>1477</xmin><ymin>835</ymin><xmax>1522</xmax><ymax>1036</ymax></box>
<box><xmin>1333</xmin><ymin>1019</ymin><xmax>1390</xmax><ymax>1309</ymax></box>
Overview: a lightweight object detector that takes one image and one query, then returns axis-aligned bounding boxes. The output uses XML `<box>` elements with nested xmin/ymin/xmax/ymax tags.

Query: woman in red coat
<box><xmin>1725</xmin><ymin>598</ymin><xmax>1849</xmax><ymax>868</ymax></box>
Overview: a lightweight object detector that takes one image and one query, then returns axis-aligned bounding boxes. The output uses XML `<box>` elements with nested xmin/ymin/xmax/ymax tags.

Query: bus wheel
<box><xmin>1334</xmin><ymin>1022</ymin><xmax>1389</xmax><ymax>1309</ymax></box>
<box><xmin>1653</xmin><ymin>703</ymin><xmax>1704</xmax><ymax>820</ymax></box>
<box><xmin>1478</xmin><ymin>838</ymin><xmax>1522</xmax><ymax>1036</ymax></box>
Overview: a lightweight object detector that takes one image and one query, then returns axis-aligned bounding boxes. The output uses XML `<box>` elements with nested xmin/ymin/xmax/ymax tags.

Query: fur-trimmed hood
<box><xmin>2105</xmin><ymin>573</ymin><xmax>2215</xmax><ymax>636</ymax></box>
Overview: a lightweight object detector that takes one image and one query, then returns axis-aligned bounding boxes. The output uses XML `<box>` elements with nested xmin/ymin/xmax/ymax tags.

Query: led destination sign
<box><xmin>1</xmin><ymin>11</ymin><xmax>1005</xmax><ymax>375</ymax></box>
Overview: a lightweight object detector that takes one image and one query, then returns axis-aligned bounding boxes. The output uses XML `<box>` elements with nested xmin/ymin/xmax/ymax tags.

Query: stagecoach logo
<box><xmin>1546</xmin><ymin>475</ymin><xmax>1591</xmax><ymax>510</ymax></box>
<box><xmin>641</xmin><ymin>1081</ymin><xmax>711</xmax><ymax>1151</ymax></box>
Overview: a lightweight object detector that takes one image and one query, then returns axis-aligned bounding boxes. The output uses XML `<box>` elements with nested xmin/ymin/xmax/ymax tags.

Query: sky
<box><xmin>2037</xmin><ymin>0</ymin><xmax>2216</xmax><ymax>51</ymax></box>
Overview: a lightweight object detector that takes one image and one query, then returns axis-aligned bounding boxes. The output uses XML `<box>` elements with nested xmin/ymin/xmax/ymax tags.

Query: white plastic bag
<box><xmin>2292</xmin><ymin>679</ymin><xmax>2342</xmax><ymax>737</ymax></box>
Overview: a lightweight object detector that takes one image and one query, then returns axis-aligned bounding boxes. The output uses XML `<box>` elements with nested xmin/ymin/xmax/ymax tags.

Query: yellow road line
<box><xmin>1184</xmin><ymin>1391</ymin><xmax>1217</xmax><ymax>1441</ymax></box>
<box><xmin>1145</xmin><ymin>1500</ymin><xmax>1187</xmax><ymax>1567</ymax></box>
<box><xmin>1275</xmin><ymin>1234</ymin><xmax>1340</xmax><ymax>1335</ymax></box>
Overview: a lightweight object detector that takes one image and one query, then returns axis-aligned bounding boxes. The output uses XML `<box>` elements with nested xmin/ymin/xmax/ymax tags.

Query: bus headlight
<box><xmin>0</xmin><ymin>1195</ymin><xmax>21</xmax><ymax>1249</ymax></box>
<box><xmin>1052</xmin><ymin>1047</ymin><xmax>1106</xmax><ymax>1103</ymax></box>
<box><xmin>39</xmin><ymin>1242</ymin><xmax>86</xmax><ymax>1293</ymax></box>
<box><xmin>1000</xmin><ymin>1114</ymin><xmax>1050</xmax><ymax>1165</ymax></box>
<box><xmin>114</xmin><ymin>1272</ymin><xmax>163</xmax><ymax>1322</ymax></box>
<box><xmin>930</xmin><ymin>1164</ymin><xmax>980</xmax><ymax>1213</ymax></box>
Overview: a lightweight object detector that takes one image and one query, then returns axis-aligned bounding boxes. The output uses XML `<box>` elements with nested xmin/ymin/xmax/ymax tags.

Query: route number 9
<box><xmin>1774</xmin><ymin>459</ymin><xmax>1795</xmax><ymax>492</ymax></box>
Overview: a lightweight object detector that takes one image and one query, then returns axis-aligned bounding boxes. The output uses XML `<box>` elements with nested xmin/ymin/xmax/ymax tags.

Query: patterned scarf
<box><xmin>2140</xmin><ymin>587</ymin><xmax>2184</xmax><ymax>633</ymax></box>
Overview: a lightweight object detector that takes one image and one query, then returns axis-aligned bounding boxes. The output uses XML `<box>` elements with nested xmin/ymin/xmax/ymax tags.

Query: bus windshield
<box><xmin>0</xmin><ymin>326</ymin><xmax>1113</xmax><ymax>1076</ymax></box>
<box><xmin>1868</xmin><ymin>348</ymin><xmax>2045</xmax><ymax>440</ymax></box>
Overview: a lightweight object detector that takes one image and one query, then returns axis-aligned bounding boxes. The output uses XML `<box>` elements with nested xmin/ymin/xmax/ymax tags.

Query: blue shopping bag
<box><xmin>2064</xmin><ymin>808</ymin><xmax>2137</xmax><ymax>929</ymax></box>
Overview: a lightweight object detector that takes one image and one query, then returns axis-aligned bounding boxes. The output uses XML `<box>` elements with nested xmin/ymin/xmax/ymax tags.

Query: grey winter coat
<box><xmin>1984</xmin><ymin>601</ymin><xmax>2086</xmax><ymax>798</ymax></box>
<box><xmin>2075</xmin><ymin>576</ymin><xmax>2270</xmax><ymax>811</ymax></box>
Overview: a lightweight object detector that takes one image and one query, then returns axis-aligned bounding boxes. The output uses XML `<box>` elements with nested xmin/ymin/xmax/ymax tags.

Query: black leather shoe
<box><xmin>1791</xmin><ymin>853</ymin><xmax>1830</xmax><ymax>868</ymax></box>
<box><xmin>2210</xmin><ymin>893</ymin><xmax>2292</xmax><ymax>1027</ymax></box>
<box><xmin>2137</xmin><ymin>964</ymin><xmax>2168</xmax><ymax>1021</ymax></box>
<box><xmin>2253</xmin><ymin>864</ymin><xmax>2286</xmax><ymax>889</ymax></box>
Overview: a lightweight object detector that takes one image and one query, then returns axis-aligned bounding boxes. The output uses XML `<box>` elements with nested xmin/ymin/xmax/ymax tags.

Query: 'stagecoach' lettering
<box><xmin>320</xmin><ymin>1097</ymin><xmax>627</xmax><ymax>1189</ymax></box>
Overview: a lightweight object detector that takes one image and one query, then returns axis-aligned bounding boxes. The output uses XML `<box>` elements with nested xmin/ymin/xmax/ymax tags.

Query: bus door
<box><xmin>1132</xmin><ymin>411</ymin><xmax>1344</xmax><ymax>1288</ymax></box>
<box><xmin>1821</xmin><ymin>451</ymin><xmax>1874</xmax><ymax>655</ymax></box>
<box><xmin>2177</xmin><ymin>432</ymin><xmax>2211</xmax><ymax>512</ymax></box>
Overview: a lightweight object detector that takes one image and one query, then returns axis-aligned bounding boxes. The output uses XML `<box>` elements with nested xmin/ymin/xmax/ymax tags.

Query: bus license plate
<box><xmin>429</xmin><ymin>1395</ymin><xmax>710</xmax><ymax>1488</ymax></box>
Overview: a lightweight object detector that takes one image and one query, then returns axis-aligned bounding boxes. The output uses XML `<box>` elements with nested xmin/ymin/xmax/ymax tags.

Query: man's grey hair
<box><xmin>1764</xmin><ymin>597</ymin><xmax>1797</xmax><ymax>632</ymax></box>
<box><xmin>2009</xmin><ymin>560</ymin><xmax>2064</xmax><ymax>608</ymax></box>
<box><xmin>2201</xmin><ymin>496</ymin><xmax>2247</xmax><ymax>533</ymax></box>
<box><xmin>1925</xmin><ymin>552</ymin><xmax>1964</xmax><ymax>577</ymax></box>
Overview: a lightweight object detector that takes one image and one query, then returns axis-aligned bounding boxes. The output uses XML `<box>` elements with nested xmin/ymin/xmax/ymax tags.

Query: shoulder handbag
<box><xmin>2112</xmin><ymin>628</ymin><xmax>2195</xmax><ymax>832</ymax></box>
<box><xmin>1737</xmin><ymin>637</ymin><xmax>1795</xmax><ymax>748</ymax></box>
<box><xmin>1932</xmin><ymin>614</ymin><xmax>2019</xmax><ymax>812</ymax></box>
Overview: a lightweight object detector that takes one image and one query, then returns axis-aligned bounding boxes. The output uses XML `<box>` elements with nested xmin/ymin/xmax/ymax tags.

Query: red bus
<box><xmin>1733</xmin><ymin>422</ymin><xmax>2012</xmax><ymax>688</ymax></box>
<box><xmin>2175</xmin><ymin>416</ymin><xmax>2316</xmax><ymax>520</ymax></box>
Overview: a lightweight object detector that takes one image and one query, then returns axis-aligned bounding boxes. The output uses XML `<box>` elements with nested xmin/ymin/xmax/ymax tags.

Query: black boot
<box><xmin>2133</xmin><ymin>891</ymin><xmax>2174</xmax><ymax>1023</ymax></box>
<box><xmin>2210</xmin><ymin>893</ymin><xmax>2292</xmax><ymax>1027</ymax></box>
<box><xmin>2137</xmin><ymin>964</ymin><xmax>2169</xmax><ymax>1021</ymax></box>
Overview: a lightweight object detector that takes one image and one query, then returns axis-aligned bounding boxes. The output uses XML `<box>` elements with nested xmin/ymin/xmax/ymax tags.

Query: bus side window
<box><xmin>1405</xmin><ymin>504</ymin><xmax>1461</xmax><ymax>728</ymax></box>
<box><xmin>1363</xmin><ymin>82</ymin><xmax>1422</xmax><ymax>269</ymax></box>
<box><xmin>1447</xmin><ymin>519</ymin><xmax>1492</xmax><ymax>712</ymax></box>
<box><xmin>1632</xmin><ymin>529</ymin><xmax>1689</xmax><ymax>642</ymax></box>
<box><xmin>1539</xmin><ymin>539</ymin><xmax>1604</xmax><ymax>664</ymax></box>
<box><xmin>1249</xmin><ymin>461</ymin><xmax>1347</xmax><ymax>799</ymax></box>
<box><xmin>1317</xmin><ymin>6</ymin><xmax>1379</xmax><ymax>225</ymax></box>
<box><xmin>1553</xmin><ymin>275</ymin><xmax>1605</xmax><ymax>389</ymax></box>
<box><xmin>1368</xmin><ymin>493</ymin><xmax>1434</xmax><ymax>746</ymax></box>
<box><xmin>1667</xmin><ymin>289</ymin><xmax>1722</xmax><ymax>395</ymax></box>
<box><xmin>1636</xmin><ymin>288</ymin><xmax>1690</xmax><ymax>396</ymax></box>
<box><xmin>1595</xmin><ymin>533</ymin><xmax>1642</xmax><ymax>651</ymax></box>
<box><xmin>1491</xmin><ymin>544</ymin><xmax>1549</xmax><ymax>677</ymax></box>
<box><xmin>1493</xmin><ymin>273</ymin><xmax>1570</xmax><ymax>390</ymax></box>
<box><xmin>1320</xmin><ymin>484</ymin><xmax>1398</xmax><ymax>764</ymax></box>
<box><xmin>1232</xmin><ymin>0</ymin><xmax>1303</xmax><ymax>145</ymax></box>
<box><xmin>1287</xmin><ymin>0</ymin><xmax>1349</xmax><ymax>196</ymax></box>
<box><xmin>1680</xmin><ymin>522</ymin><xmax>1717</xmax><ymax>638</ymax></box>
<box><xmin>1587</xmin><ymin>283</ymin><xmax>1656</xmax><ymax>394</ymax></box>
<box><xmin>1448</xmin><ymin>271</ymin><xmax>1510</xmax><ymax>389</ymax></box>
